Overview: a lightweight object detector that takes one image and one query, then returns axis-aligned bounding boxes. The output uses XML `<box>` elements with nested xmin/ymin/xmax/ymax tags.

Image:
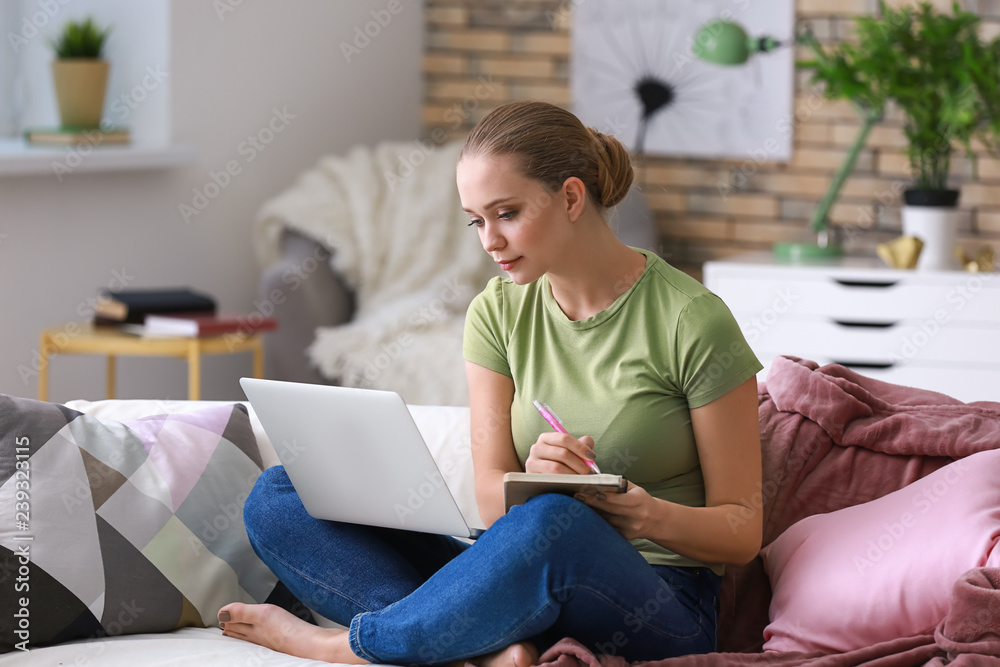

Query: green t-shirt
<box><xmin>462</xmin><ymin>248</ymin><xmax>762</xmax><ymax>573</ymax></box>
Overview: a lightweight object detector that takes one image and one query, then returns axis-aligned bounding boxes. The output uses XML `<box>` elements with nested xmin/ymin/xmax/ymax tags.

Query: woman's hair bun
<box><xmin>461</xmin><ymin>100</ymin><xmax>635</xmax><ymax>211</ymax></box>
<box><xmin>590</xmin><ymin>128</ymin><xmax>634</xmax><ymax>209</ymax></box>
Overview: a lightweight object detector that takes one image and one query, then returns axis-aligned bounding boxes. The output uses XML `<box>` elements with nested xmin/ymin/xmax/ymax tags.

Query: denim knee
<box><xmin>504</xmin><ymin>493</ymin><xmax>600</xmax><ymax>553</ymax></box>
<box><xmin>512</xmin><ymin>493</ymin><xmax>586</xmax><ymax>516</ymax></box>
<box><xmin>243</xmin><ymin>465</ymin><xmax>292</xmax><ymax>544</ymax></box>
<box><xmin>512</xmin><ymin>491</ymin><xmax>592</xmax><ymax>522</ymax></box>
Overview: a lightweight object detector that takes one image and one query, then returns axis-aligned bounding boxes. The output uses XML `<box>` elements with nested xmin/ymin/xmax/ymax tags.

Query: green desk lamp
<box><xmin>693</xmin><ymin>21</ymin><xmax>880</xmax><ymax>261</ymax></box>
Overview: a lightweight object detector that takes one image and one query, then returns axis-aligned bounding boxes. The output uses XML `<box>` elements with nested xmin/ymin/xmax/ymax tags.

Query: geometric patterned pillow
<box><xmin>0</xmin><ymin>395</ymin><xmax>305</xmax><ymax>653</ymax></box>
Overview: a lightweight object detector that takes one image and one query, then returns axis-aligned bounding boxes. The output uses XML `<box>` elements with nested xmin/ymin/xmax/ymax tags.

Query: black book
<box><xmin>94</xmin><ymin>288</ymin><xmax>217</xmax><ymax>324</ymax></box>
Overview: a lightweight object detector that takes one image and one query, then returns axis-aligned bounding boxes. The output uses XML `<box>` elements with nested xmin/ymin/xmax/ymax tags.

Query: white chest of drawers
<box><xmin>702</xmin><ymin>252</ymin><xmax>1000</xmax><ymax>403</ymax></box>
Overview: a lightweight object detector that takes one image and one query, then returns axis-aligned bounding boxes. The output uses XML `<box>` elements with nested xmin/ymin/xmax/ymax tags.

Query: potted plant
<box><xmin>799</xmin><ymin>1</ymin><xmax>1000</xmax><ymax>269</ymax></box>
<box><xmin>48</xmin><ymin>17</ymin><xmax>113</xmax><ymax>128</ymax></box>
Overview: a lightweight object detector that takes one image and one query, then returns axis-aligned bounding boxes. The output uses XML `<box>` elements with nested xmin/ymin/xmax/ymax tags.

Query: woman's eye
<box><xmin>467</xmin><ymin>219</ymin><xmax>483</xmax><ymax>227</ymax></box>
<box><xmin>498</xmin><ymin>211</ymin><xmax>516</xmax><ymax>220</ymax></box>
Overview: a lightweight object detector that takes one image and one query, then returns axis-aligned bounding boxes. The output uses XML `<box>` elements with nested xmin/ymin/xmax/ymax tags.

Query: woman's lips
<box><xmin>498</xmin><ymin>257</ymin><xmax>521</xmax><ymax>271</ymax></box>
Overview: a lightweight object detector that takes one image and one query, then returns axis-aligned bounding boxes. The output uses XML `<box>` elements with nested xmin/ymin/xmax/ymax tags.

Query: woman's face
<box><xmin>457</xmin><ymin>153</ymin><xmax>570</xmax><ymax>285</ymax></box>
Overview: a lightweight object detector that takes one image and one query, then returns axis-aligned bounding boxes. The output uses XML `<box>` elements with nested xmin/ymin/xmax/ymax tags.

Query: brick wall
<box><xmin>422</xmin><ymin>0</ymin><xmax>1000</xmax><ymax>276</ymax></box>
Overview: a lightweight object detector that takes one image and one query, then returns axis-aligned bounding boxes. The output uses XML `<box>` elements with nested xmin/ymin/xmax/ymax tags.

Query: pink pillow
<box><xmin>760</xmin><ymin>448</ymin><xmax>1000</xmax><ymax>654</ymax></box>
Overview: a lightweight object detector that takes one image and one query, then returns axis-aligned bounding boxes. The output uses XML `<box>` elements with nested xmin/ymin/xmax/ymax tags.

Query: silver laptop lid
<box><xmin>240</xmin><ymin>378</ymin><xmax>479</xmax><ymax>539</ymax></box>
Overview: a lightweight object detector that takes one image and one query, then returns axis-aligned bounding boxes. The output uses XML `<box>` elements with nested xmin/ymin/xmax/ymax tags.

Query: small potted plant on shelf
<box><xmin>48</xmin><ymin>16</ymin><xmax>113</xmax><ymax>129</ymax></box>
<box><xmin>799</xmin><ymin>1</ymin><xmax>1000</xmax><ymax>270</ymax></box>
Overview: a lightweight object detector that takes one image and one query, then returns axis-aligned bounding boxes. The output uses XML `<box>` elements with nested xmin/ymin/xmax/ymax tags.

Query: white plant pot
<box><xmin>901</xmin><ymin>205</ymin><xmax>961</xmax><ymax>271</ymax></box>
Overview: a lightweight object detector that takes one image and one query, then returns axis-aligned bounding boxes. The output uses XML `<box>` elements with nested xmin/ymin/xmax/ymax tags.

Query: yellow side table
<box><xmin>38</xmin><ymin>322</ymin><xmax>265</xmax><ymax>401</ymax></box>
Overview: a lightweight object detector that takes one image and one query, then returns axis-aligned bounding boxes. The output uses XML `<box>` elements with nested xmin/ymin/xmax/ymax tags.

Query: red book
<box><xmin>142</xmin><ymin>312</ymin><xmax>277</xmax><ymax>338</ymax></box>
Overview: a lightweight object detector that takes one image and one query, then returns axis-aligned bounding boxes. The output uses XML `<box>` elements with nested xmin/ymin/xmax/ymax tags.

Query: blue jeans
<box><xmin>244</xmin><ymin>466</ymin><xmax>720</xmax><ymax>665</ymax></box>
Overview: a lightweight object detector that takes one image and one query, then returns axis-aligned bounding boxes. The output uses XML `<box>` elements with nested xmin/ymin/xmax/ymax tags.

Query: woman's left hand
<box><xmin>575</xmin><ymin>481</ymin><xmax>659</xmax><ymax>541</ymax></box>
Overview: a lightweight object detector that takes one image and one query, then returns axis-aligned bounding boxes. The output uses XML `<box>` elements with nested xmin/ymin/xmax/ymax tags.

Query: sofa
<box><xmin>2</xmin><ymin>356</ymin><xmax>1000</xmax><ymax>666</ymax></box>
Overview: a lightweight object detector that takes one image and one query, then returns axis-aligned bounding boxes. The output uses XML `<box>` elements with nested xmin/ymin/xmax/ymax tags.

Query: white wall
<box><xmin>0</xmin><ymin>0</ymin><xmax>424</xmax><ymax>402</ymax></box>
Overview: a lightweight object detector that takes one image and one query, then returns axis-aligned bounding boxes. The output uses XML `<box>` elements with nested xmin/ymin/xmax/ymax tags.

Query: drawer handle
<box><xmin>833</xmin><ymin>319</ymin><xmax>898</xmax><ymax>329</ymax></box>
<box><xmin>833</xmin><ymin>279</ymin><xmax>899</xmax><ymax>288</ymax></box>
<box><xmin>831</xmin><ymin>360</ymin><xmax>895</xmax><ymax>370</ymax></box>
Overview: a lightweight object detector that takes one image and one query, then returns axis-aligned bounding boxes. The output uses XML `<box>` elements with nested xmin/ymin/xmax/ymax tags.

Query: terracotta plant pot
<box><xmin>51</xmin><ymin>59</ymin><xmax>109</xmax><ymax>128</ymax></box>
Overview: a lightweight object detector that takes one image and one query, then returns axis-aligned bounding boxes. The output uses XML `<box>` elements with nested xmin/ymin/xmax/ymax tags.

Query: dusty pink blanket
<box><xmin>929</xmin><ymin>567</ymin><xmax>1000</xmax><ymax>665</ymax></box>
<box><xmin>534</xmin><ymin>633</ymin><xmax>941</xmax><ymax>666</ymax></box>
<box><xmin>535</xmin><ymin>357</ymin><xmax>1000</xmax><ymax>666</ymax></box>
<box><xmin>764</xmin><ymin>355</ymin><xmax>1000</xmax><ymax>459</ymax></box>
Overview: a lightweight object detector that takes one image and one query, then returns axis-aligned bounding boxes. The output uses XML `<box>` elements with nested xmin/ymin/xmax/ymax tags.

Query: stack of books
<box><xmin>94</xmin><ymin>288</ymin><xmax>217</xmax><ymax>325</ymax></box>
<box><xmin>93</xmin><ymin>288</ymin><xmax>277</xmax><ymax>338</ymax></box>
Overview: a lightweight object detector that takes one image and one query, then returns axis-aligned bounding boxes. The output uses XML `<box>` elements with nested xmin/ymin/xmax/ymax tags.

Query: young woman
<box><xmin>218</xmin><ymin>100</ymin><xmax>763</xmax><ymax>666</ymax></box>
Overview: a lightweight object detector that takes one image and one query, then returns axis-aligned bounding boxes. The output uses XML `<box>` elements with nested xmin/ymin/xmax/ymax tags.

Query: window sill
<box><xmin>0</xmin><ymin>138</ymin><xmax>196</xmax><ymax>177</ymax></box>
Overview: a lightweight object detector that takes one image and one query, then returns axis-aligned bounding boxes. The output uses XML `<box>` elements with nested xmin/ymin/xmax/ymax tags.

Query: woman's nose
<box><xmin>480</xmin><ymin>221</ymin><xmax>504</xmax><ymax>252</ymax></box>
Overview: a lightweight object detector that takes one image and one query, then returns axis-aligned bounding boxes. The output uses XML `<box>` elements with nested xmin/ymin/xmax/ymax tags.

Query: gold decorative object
<box><xmin>877</xmin><ymin>235</ymin><xmax>924</xmax><ymax>269</ymax></box>
<box><xmin>957</xmin><ymin>246</ymin><xmax>996</xmax><ymax>272</ymax></box>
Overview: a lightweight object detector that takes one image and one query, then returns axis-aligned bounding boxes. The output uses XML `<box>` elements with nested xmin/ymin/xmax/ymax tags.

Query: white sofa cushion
<box><xmin>0</xmin><ymin>626</ymin><xmax>385</xmax><ymax>666</ymax></box>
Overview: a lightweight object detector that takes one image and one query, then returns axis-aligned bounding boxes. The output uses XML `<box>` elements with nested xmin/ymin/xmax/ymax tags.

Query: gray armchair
<box><xmin>258</xmin><ymin>186</ymin><xmax>659</xmax><ymax>385</ymax></box>
<box><xmin>257</xmin><ymin>231</ymin><xmax>352</xmax><ymax>384</ymax></box>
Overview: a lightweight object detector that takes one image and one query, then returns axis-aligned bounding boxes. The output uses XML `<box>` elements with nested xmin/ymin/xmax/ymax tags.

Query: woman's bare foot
<box><xmin>218</xmin><ymin>602</ymin><xmax>367</xmax><ymax>664</ymax></box>
<box><xmin>464</xmin><ymin>641</ymin><xmax>539</xmax><ymax>667</ymax></box>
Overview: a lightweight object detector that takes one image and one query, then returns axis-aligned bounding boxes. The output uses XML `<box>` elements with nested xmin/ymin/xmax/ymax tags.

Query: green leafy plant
<box><xmin>48</xmin><ymin>17</ymin><xmax>112</xmax><ymax>59</ymax></box>
<box><xmin>798</xmin><ymin>1</ymin><xmax>1000</xmax><ymax>192</ymax></box>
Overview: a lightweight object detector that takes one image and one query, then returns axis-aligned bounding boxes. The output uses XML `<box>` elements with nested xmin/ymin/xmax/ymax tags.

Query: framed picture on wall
<box><xmin>571</xmin><ymin>0</ymin><xmax>795</xmax><ymax>162</ymax></box>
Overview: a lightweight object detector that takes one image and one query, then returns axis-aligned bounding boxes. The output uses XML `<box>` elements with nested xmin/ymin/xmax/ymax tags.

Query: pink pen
<box><xmin>532</xmin><ymin>400</ymin><xmax>601</xmax><ymax>474</ymax></box>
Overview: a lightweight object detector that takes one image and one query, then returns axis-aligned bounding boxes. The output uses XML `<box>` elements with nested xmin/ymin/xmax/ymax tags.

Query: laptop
<box><xmin>240</xmin><ymin>377</ymin><xmax>484</xmax><ymax>539</ymax></box>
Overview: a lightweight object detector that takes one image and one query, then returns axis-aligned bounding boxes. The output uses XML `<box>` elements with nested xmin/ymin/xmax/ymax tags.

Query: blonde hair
<box><xmin>460</xmin><ymin>100</ymin><xmax>634</xmax><ymax>210</ymax></box>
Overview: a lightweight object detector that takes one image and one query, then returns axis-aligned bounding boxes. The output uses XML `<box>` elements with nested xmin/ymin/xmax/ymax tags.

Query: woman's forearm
<box><xmin>475</xmin><ymin>469</ymin><xmax>509</xmax><ymax>529</ymax></box>
<box><xmin>644</xmin><ymin>497</ymin><xmax>762</xmax><ymax>566</ymax></box>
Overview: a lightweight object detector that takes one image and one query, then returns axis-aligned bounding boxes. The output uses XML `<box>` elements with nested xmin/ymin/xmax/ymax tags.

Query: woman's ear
<box><xmin>561</xmin><ymin>176</ymin><xmax>588</xmax><ymax>222</ymax></box>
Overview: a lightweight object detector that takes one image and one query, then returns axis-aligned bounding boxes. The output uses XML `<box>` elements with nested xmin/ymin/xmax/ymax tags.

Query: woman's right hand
<box><xmin>524</xmin><ymin>433</ymin><xmax>597</xmax><ymax>475</ymax></box>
